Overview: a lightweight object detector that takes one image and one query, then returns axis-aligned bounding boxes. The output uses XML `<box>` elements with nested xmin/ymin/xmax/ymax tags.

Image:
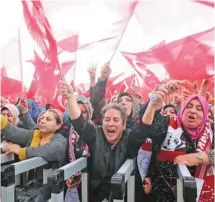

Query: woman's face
<box><xmin>118</xmin><ymin>96</ymin><xmax>133</xmax><ymax>116</ymax></box>
<box><xmin>102</xmin><ymin>108</ymin><xmax>125</xmax><ymax>144</ymax></box>
<box><xmin>1</xmin><ymin>109</ymin><xmax>15</xmax><ymax>125</ymax></box>
<box><xmin>78</xmin><ymin>103</ymin><xmax>89</xmax><ymax>120</ymax></box>
<box><xmin>182</xmin><ymin>99</ymin><xmax>204</xmax><ymax>128</ymax></box>
<box><xmin>38</xmin><ymin>111</ymin><xmax>61</xmax><ymax>133</ymax></box>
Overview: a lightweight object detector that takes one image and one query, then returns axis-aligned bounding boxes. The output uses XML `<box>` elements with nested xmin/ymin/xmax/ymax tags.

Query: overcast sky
<box><xmin>0</xmin><ymin>0</ymin><xmax>214</xmax><ymax>89</ymax></box>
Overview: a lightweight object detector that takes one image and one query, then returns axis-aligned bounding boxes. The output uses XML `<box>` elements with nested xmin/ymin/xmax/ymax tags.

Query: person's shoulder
<box><xmin>53</xmin><ymin>133</ymin><xmax>67</xmax><ymax>142</ymax></box>
<box><xmin>95</xmin><ymin>125</ymin><xmax>103</xmax><ymax>134</ymax></box>
<box><xmin>122</xmin><ymin>128</ymin><xmax>132</xmax><ymax>136</ymax></box>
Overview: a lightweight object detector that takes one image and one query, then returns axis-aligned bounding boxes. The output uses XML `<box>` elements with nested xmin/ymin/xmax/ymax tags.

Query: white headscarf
<box><xmin>1</xmin><ymin>104</ymin><xmax>20</xmax><ymax>126</ymax></box>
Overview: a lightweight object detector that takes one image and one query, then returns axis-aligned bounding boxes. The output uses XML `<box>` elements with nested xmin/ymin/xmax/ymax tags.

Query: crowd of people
<box><xmin>1</xmin><ymin>63</ymin><xmax>214</xmax><ymax>202</ymax></box>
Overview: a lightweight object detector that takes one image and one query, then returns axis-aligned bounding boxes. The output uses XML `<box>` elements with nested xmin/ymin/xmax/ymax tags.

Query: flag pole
<box><xmin>18</xmin><ymin>27</ymin><xmax>24</xmax><ymax>94</ymax></box>
<box><xmin>71</xmin><ymin>32</ymin><xmax>78</xmax><ymax>90</ymax></box>
<box><xmin>72</xmin><ymin>47</ymin><xmax>77</xmax><ymax>90</ymax></box>
<box><xmin>109</xmin><ymin>2</ymin><xmax>138</xmax><ymax>63</ymax></box>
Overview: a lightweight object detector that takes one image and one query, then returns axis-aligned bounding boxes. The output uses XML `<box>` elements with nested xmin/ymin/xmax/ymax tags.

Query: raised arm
<box><xmin>1</xmin><ymin>115</ymin><xmax>34</xmax><ymax>147</ymax></box>
<box><xmin>59</xmin><ymin>80</ymin><xmax>96</xmax><ymax>145</ymax></box>
<box><xmin>17</xmin><ymin>98</ymin><xmax>38</xmax><ymax>130</ymax></box>
<box><xmin>89</xmin><ymin>63</ymin><xmax>111</xmax><ymax>124</ymax></box>
<box><xmin>142</xmin><ymin>80</ymin><xmax>182</xmax><ymax>125</ymax></box>
<box><xmin>21</xmin><ymin>112</ymin><xmax>38</xmax><ymax>130</ymax></box>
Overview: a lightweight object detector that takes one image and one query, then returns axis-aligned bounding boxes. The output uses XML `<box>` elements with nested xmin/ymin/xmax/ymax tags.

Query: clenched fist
<box><xmin>59</xmin><ymin>80</ymin><xmax>74</xmax><ymax>99</ymax></box>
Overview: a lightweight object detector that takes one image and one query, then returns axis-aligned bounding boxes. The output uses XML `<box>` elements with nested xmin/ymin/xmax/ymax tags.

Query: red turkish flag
<box><xmin>57</xmin><ymin>35</ymin><xmax>79</xmax><ymax>52</ymax></box>
<box><xmin>152</xmin><ymin>37</ymin><xmax>214</xmax><ymax>81</ymax></box>
<box><xmin>194</xmin><ymin>0</ymin><xmax>214</xmax><ymax>7</ymax></box>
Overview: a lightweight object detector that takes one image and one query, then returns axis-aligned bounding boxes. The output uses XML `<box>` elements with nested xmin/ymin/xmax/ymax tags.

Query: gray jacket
<box><xmin>20</xmin><ymin>112</ymin><xmax>38</xmax><ymax>130</ymax></box>
<box><xmin>1</xmin><ymin>123</ymin><xmax>67</xmax><ymax>182</ymax></box>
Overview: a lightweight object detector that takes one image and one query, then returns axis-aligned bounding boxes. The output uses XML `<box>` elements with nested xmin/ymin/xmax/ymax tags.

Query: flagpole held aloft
<box><xmin>18</xmin><ymin>28</ymin><xmax>24</xmax><ymax>93</ymax></box>
<box><xmin>109</xmin><ymin>1</ymin><xmax>138</xmax><ymax>63</ymax></box>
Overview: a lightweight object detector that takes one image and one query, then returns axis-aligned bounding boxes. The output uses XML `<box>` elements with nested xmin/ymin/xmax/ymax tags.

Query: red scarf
<box><xmin>68</xmin><ymin>126</ymin><xmax>89</xmax><ymax>162</ymax></box>
<box><xmin>195</xmin><ymin>122</ymin><xmax>214</xmax><ymax>202</ymax></box>
<box><xmin>158</xmin><ymin>119</ymin><xmax>214</xmax><ymax>202</ymax></box>
<box><xmin>158</xmin><ymin>118</ymin><xmax>187</xmax><ymax>162</ymax></box>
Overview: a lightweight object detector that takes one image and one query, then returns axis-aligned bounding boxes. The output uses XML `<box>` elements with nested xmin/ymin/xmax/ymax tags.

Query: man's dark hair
<box><xmin>163</xmin><ymin>104</ymin><xmax>177</xmax><ymax>114</ymax></box>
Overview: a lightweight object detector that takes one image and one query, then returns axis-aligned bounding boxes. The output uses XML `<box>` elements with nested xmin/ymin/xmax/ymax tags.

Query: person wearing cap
<box><xmin>1</xmin><ymin>108</ymin><xmax>67</xmax><ymax>183</ymax></box>
<box><xmin>65</xmin><ymin>95</ymin><xmax>94</xmax><ymax>200</ymax></box>
<box><xmin>76</xmin><ymin>95</ymin><xmax>93</xmax><ymax>121</ymax></box>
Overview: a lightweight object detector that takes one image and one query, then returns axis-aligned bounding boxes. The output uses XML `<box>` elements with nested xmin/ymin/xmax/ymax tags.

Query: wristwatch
<box><xmin>196</xmin><ymin>152</ymin><xmax>204</xmax><ymax>165</ymax></box>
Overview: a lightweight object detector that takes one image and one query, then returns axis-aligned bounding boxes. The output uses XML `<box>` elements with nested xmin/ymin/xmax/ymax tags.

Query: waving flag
<box><xmin>194</xmin><ymin>0</ymin><xmax>214</xmax><ymax>8</ymax></box>
<box><xmin>21</xmin><ymin>0</ymin><xmax>49</xmax><ymax>58</ymax></box>
<box><xmin>57</xmin><ymin>35</ymin><xmax>79</xmax><ymax>52</ymax></box>
<box><xmin>21</xmin><ymin>0</ymin><xmax>61</xmax><ymax>71</ymax></box>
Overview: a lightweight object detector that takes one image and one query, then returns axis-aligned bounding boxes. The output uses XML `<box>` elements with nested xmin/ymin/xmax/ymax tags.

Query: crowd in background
<box><xmin>1</xmin><ymin>62</ymin><xmax>214</xmax><ymax>202</ymax></box>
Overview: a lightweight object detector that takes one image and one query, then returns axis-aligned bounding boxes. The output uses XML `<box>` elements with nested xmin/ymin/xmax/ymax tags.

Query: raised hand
<box><xmin>99</xmin><ymin>62</ymin><xmax>111</xmax><ymax>81</ymax></box>
<box><xmin>66</xmin><ymin>173</ymin><xmax>81</xmax><ymax>188</ymax></box>
<box><xmin>59</xmin><ymin>80</ymin><xmax>74</xmax><ymax>99</ymax></box>
<box><xmin>149</xmin><ymin>80</ymin><xmax>186</xmax><ymax>110</ymax></box>
<box><xmin>143</xmin><ymin>177</ymin><xmax>152</xmax><ymax>194</ymax></box>
<box><xmin>17</xmin><ymin>98</ymin><xmax>28</xmax><ymax>114</ymax></box>
<box><xmin>149</xmin><ymin>84</ymin><xmax>169</xmax><ymax>111</ymax></box>
<box><xmin>88</xmin><ymin>62</ymin><xmax>97</xmax><ymax>82</ymax></box>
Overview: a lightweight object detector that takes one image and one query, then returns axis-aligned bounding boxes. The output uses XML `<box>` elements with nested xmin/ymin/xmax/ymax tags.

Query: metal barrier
<box><xmin>47</xmin><ymin>157</ymin><xmax>88</xmax><ymax>202</ymax></box>
<box><xmin>1</xmin><ymin>157</ymin><xmax>48</xmax><ymax>202</ymax></box>
<box><xmin>1</xmin><ymin>153</ymin><xmax>15</xmax><ymax>164</ymax></box>
<box><xmin>177</xmin><ymin>164</ymin><xmax>197</xmax><ymax>202</ymax></box>
<box><xmin>111</xmin><ymin>159</ymin><xmax>135</xmax><ymax>202</ymax></box>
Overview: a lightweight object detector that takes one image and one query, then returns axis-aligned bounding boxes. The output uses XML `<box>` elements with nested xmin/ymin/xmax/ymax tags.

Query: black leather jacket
<box><xmin>70</xmin><ymin>115</ymin><xmax>151</xmax><ymax>198</ymax></box>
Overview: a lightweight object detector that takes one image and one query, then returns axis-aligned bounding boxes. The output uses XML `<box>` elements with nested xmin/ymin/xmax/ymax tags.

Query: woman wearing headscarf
<box><xmin>1</xmin><ymin>104</ymin><xmax>20</xmax><ymax>126</ymax></box>
<box><xmin>117</xmin><ymin>92</ymin><xmax>153</xmax><ymax>202</ymax></box>
<box><xmin>117</xmin><ymin>92</ymin><xmax>141</xmax><ymax>129</ymax></box>
<box><xmin>64</xmin><ymin>95</ymin><xmax>94</xmax><ymax>201</ymax></box>
<box><xmin>1</xmin><ymin>104</ymin><xmax>21</xmax><ymax>150</ymax></box>
<box><xmin>143</xmin><ymin>84</ymin><xmax>214</xmax><ymax>202</ymax></box>
<box><xmin>66</xmin><ymin>96</ymin><xmax>93</xmax><ymax>176</ymax></box>
<box><xmin>1</xmin><ymin>108</ymin><xmax>67</xmax><ymax>183</ymax></box>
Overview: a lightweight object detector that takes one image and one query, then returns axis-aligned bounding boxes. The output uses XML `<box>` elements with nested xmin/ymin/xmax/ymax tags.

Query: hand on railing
<box><xmin>2</xmin><ymin>142</ymin><xmax>21</xmax><ymax>155</ymax></box>
<box><xmin>66</xmin><ymin>172</ymin><xmax>81</xmax><ymax>188</ymax></box>
<box><xmin>143</xmin><ymin>177</ymin><xmax>152</xmax><ymax>194</ymax></box>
